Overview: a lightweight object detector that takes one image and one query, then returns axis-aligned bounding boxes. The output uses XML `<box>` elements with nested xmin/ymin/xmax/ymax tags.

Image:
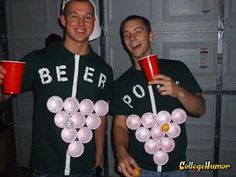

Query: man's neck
<box><xmin>64</xmin><ymin>39</ymin><xmax>90</xmax><ymax>55</ymax></box>
<box><xmin>134</xmin><ymin>61</ymin><xmax>142</xmax><ymax>70</ymax></box>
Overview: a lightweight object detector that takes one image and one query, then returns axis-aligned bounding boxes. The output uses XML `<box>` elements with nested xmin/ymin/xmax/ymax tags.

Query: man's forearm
<box><xmin>95</xmin><ymin>116</ymin><xmax>106</xmax><ymax>165</ymax></box>
<box><xmin>113</xmin><ymin>125</ymin><xmax>129</xmax><ymax>158</ymax></box>
<box><xmin>177</xmin><ymin>87</ymin><xmax>206</xmax><ymax>117</ymax></box>
<box><xmin>0</xmin><ymin>88</ymin><xmax>11</xmax><ymax>103</ymax></box>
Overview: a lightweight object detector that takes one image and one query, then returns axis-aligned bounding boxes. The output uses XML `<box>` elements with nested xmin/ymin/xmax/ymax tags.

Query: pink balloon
<box><xmin>151</xmin><ymin>126</ymin><xmax>165</xmax><ymax>140</ymax></box>
<box><xmin>47</xmin><ymin>96</ymin><xmax>63</xmax><ymax>113</ymax></box>
<box><xmin>160</xmin><ymin>137</ymin><xmax>175</xmax><ymax>152</ymax></box>
<box><xmin>79</xmin><ymin>99</ymin><xmax>94</xmax><ymax>115</ymax></box>
<box><xmin>70</xmin><ymin>112</ymin><xmax>86</xmax><ymax>129</ymax></box>
<box><xmin>155</xmin><ymin>111</ymin><xmax>171</xmax><ymax>125</ymax></box>
<box><xmin>86</xmin><ymin>113</ymin><xmax>101</xmax><ymax>130</ymax></box>
<box><xmin>135</xmin><ymin>127</ymin><xmax>150</xmax><ymax>142</ymax></box>
<box><xmin>171</xmin><ymin>108</ymin><xmax>187</xmax><ymax>124</ymax></box>
<box><xmin>54</xmin><ymin>111</ymin><xmax>70</xmax><ymax>128</ymax></box>
<box><xmin>166</xmin><ymin>123</ymin><xmax>181</xmax><ymax>138</ymax></box>
<box><xmin>144</xmin><ymin>139</ymin><xmax>160</xmax><ymax>155</ymax></box>
<box><xmin>63</xmin><ymin>97</ymin><xmax>79</xmax><ymax>113</ymax></box>
<box><xmin>61</xmin><ymin>128</ymin><xmax>77</xmax><ymax>143</ymax></box>
<box><xmin>77</xmin><ymin>127</ymin><xmax>93</xmax><ymax>144</ymax></box>
<box><xmin>65</xmin><ymin>120</ymin><xmax>75</xmax><ymax>129</ymax></box>
<box><xmin>126</xmin><ymin>114</ymin><xmax>141</xmax><ymax>130</ymax></box>
<box><xmin>94</xmin><ymin>100</ymin><xmax>109</xmax><ymax>116</ymax></box>
<box><xmin>141</xmin><ymin>112</ymin><xmax>156</xmax><ymax>128</ymax></box>
<box><xmin>153</xmin><ymin>150</ymin><xmax>169</xmax><ymax>166</ymax></box>
<box><xmin>68</xmin><ymin>141</ymin><xmax>84</xmax><ymax>158</ymax></box>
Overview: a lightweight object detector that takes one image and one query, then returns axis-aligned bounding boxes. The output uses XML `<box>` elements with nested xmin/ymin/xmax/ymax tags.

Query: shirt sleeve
<box><xmin>179</xmin><ymin>61</ymin><xmax>202</xmax><ymax>94</ymax></box>
<box><xmin>20</xmin><ymin>51</ymin><xmax>37</xmax><ymax>92</ymax></box>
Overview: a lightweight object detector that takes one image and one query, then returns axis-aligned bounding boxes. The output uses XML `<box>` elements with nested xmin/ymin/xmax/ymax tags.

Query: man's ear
<box><xmin>59</xmin><ymin>15</ymin><xmax>66</xmax><ymax>28</ymax></box>
<box><xmin>149</xmin><ymin>31</ymin><xmax>154</xmax><ymax>42</ymax></box>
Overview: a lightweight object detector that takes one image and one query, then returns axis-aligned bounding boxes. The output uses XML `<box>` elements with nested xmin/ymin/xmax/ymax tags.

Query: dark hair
<box><xmin>119</xmin><ymin>15</ymin><xmax>152</xmax><ymax>39</ymax></box>
<box><xmin>45</xmin><ymin>33</ymin><xmax>62</xmax><ymax>46</ymax></box>
<box><xmin>62</xmin><ymin>0</ymin><xmax>94</xmax><ymax>16</ymax></box>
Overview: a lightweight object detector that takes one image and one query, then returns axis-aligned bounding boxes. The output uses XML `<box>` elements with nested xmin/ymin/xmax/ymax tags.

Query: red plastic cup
<box><xmin>138</xmin><ymin>54</ymin><xmax>160</xmax><ymax>81</ymax></box>
<box><xmin>0</xmin><ymin>60</ymin><xmax>26</xmax><ymax>95</ymax></box>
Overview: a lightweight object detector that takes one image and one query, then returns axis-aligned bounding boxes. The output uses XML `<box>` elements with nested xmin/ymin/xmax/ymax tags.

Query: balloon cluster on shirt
<box><xmin>126</xmin><ymin>108</ymin><xmax>187</xmax><ymax>166</ymax></box>
<box><xmin>47</xmin><ymin>96</ymin><xmax>108</xmax><ymax>158</ymax></box>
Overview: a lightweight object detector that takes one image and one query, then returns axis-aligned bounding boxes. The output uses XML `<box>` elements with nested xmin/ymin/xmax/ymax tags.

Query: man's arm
<box><xmin>0</xmin><ymin>65</ymin><xmax>12</xmax><ymax>102</ymax></box>
<box><xmin>94</xmin><ymin>116</ymin><xmax>106</xmax><ymax>167</ymax></box>
<box><xmin>173</xmin><ymin>88</ymin><xmax>205</xmax><ymax>117</ymax></box>
<box><xmin>0</xmin><ymin>88</ymin><xmax>12</xmax><ymax>102</ymax></box>
<box><xmin>113</xmin><ymin>115</ymin><xmax>140</xmax><ymax>177</ymax></box>
<box><xmin>149</xmin><ymin>74</ymin><xmax>206</xmax><ymax>117</ymax></box>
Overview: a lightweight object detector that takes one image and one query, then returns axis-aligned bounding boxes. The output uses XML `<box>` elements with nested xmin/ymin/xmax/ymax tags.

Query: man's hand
<box><xmin>117</xmin><ymin>152</ymin><xmax>140</xmax><ymax>177</ymax></box>
<box><xmin>149</xmin><ymin>74</ymin><xmax>181</xmax><ymax>98</ymax></box>
<box><xmin>0</xmin><ymin>65</ymin><xmax>6</xmax><ymax>84</ymax></box>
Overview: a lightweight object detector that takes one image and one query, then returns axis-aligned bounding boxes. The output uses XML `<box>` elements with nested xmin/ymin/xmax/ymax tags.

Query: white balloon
<box><xmin>64</xmin><ymin>97</ymin><xmax>79</xmax><ymax>113</ymax></box>
<box><xmin>68</xmin><ymin>141</ymin><xmax>84</xmax><ymax>158</ymax></box>
<box><xmin>86</xmin><ymin>113</ymin><xmax>101</xmax><ymax>130</ymax></box>
<box><xmin>77</xmin><ymin>127</ymin><xmax>93</xmax><ymax>144</ymax></box>
<box><xmin>153</xmin><ymin>150</ymin><xmax>169</xmax><ymax>166</ymax></box>
<box><xmin>160</xmin><ymin>137</ymin><xmax>175</xmax><ymax>152</ymax></box>
<box><xmin>151</xmin><ymin>126</ymin><xmax>165</xmax><ymax>140</ymax></box>
<box><xmin>61</xmin><ymin>128</ymin><xmax>77</xmax><ymax>143</ymax></box>
<box><xmin>79</xmin><ymin>99</ymin><xmax>94</xmax><ymax>115</ymax></box>
<box><xmin>155</xmin><ymin>111</ymin><xmax>171</xmax><ymax>125</ymax></box>
<box><xmin>70</xmin><ymin>112</ymin><xmax>86</xmax><ymax>129</ymax></box>
<box><xmin>135</xmin><ymin>127</ymin><xmax>150</xmax><ymax>142</ymax></box>
<box><xmin>94</xmin><ymin>100</ymin><xmax>109</xmax><ymax>116</ymax></box>
<box><xmin>126</xmin><ymin>114</ymin><xmax>141</xmax><ymax>130</ymax></box>
<box><xmin>141</xmin><ymin>112</ymin><xmax>156</xmax><ymax>128</ymax></box>
<box><xmin>144</xmin><ymin>139</ymin><xmax>160</xmax><ymax>155</ymax></box>
<box><xmin>54</xmin><ymin>111</ymin><xmax>70</xmax><ymax>128</ymax></box>
<box><xmin>47</xmin><ymin>96</ymin><xmax>64</xmax><ymax>113</ymax></box>
<box><xmin>166</xmin><ymin>123</ymin><xmax>181</xmax><ymax>138</ymax></box>
<box><xmin>171</xmin><ymin>108</ymin><xmax>187</xmax><ymax>124</ymax></box>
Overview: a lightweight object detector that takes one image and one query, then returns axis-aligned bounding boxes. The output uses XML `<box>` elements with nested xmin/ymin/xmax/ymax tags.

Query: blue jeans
<box><xmin>31</xmin><ymin>169</ymin><xmax>96</xmax><ymax>177</ymax></box>
<box><xmin>140</xmin><ymin>169</ymin><xmax>189</xmax><ymax>177</ymax></box>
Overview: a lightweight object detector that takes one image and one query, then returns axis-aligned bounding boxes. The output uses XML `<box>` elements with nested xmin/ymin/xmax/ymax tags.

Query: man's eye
<box><xmin>70</xmin><ymin>15</ymin><xmax>78</xmax><ymax>19</ymax></box>
<box><xmin>124</xmin><ymin>34</ymin><xmax>130</xmax><ymax>39</ymax></box>
<box><xmin>135</xmin><ymin>30</ymin><xmax>142</xmax><ymax>34</ymax></box>
<box><xmin>85</xmin><ymin>16</ymin><xmax>94</xmax><ymax>21</ymax></box>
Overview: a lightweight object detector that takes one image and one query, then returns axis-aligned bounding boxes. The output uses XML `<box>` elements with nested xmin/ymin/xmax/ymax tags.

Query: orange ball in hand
<box><xmin>133</xmin><ymin>168</ymin><xmax>141</xmax><ymax>177</ymax></box>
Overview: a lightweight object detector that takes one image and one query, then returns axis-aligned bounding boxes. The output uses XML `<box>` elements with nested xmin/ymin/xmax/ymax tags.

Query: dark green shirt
<box><xmin>110</xmin><ymin>59</ymin><xmax>202</xmax><ymax>172</ymax></box>
<box><xmin>20</xmin><ymin>43</ymin><xmax>113</xmax><ymax>175</ymax></box>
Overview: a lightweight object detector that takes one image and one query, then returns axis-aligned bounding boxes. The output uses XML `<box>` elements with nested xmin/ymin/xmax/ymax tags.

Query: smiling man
<box><xmin>0</xmin><ymin>1</ymin><xmax>113</xmax><ymax>177</ymax></box>
<box><xmin>110</xmin><ymin>15</ymin><xmax>205</xmax><ymax>177</ymax></box>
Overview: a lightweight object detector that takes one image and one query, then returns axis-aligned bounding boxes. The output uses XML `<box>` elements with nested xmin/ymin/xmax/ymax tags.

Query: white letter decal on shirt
<box><xmin>38</xmin><ymin>68</ymin><xmax>52</xmax><ymax>84</ymax></box>
<box><xmin>133</xmin><ymin>84</ymin><xmax>145</xmax><ymax>98</ymax></box>
<box><xmin>84</xmin><ymin>67</ymin><xmax>95</xmax><ymax>83</ymax></box>
<box><xmin>123</xmin><ymin>95</ymin><xmax>133</xmax><ymax>108</ymax></box>
<box><xmin>56</xmin><ymin>65</ymin><xmax>68</xmax><ymax>82</ymax></box>
<box><xmin>98</xmin><ymin>73</ymin><xmax>106</xmax><ymax>89</ymax></box>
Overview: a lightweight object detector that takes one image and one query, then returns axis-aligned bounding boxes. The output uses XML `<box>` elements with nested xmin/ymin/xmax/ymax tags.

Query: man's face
<box><xmin>60</xmin><ymin>1</ymin><xmax>95</xmax><ymax>44</ymax></box>
<box><xmin>122</xmin><ymin>19</ymin><xmax>153</xmax><ymax>60</ymax></box>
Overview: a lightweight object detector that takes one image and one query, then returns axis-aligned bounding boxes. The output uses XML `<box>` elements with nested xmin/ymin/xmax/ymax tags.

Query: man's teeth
<box><xmin>131</xmin><ymin>43</ymin><xmax>140</xmax><ymax>50</ymax></box>
<box><xmin>131</xmin><ymin>43</ymin><xmax>139</xmax><ymax>48</ymax></box>
<box><xmin>76</xmin><ymin>29</ymin><xmax>85</xmax><ymax>32</ymax></box>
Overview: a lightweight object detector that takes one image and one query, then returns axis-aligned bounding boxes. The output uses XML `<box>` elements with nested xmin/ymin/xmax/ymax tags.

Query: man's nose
<box><xmin>78</xmin><ymin>17</ymin><xmax>85</xmax><ymax>26</ymax></box>
<box><xmin>130</xmin><ymin>33</ymin><xmax>136</xmax><ymax>40</ymax></box>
